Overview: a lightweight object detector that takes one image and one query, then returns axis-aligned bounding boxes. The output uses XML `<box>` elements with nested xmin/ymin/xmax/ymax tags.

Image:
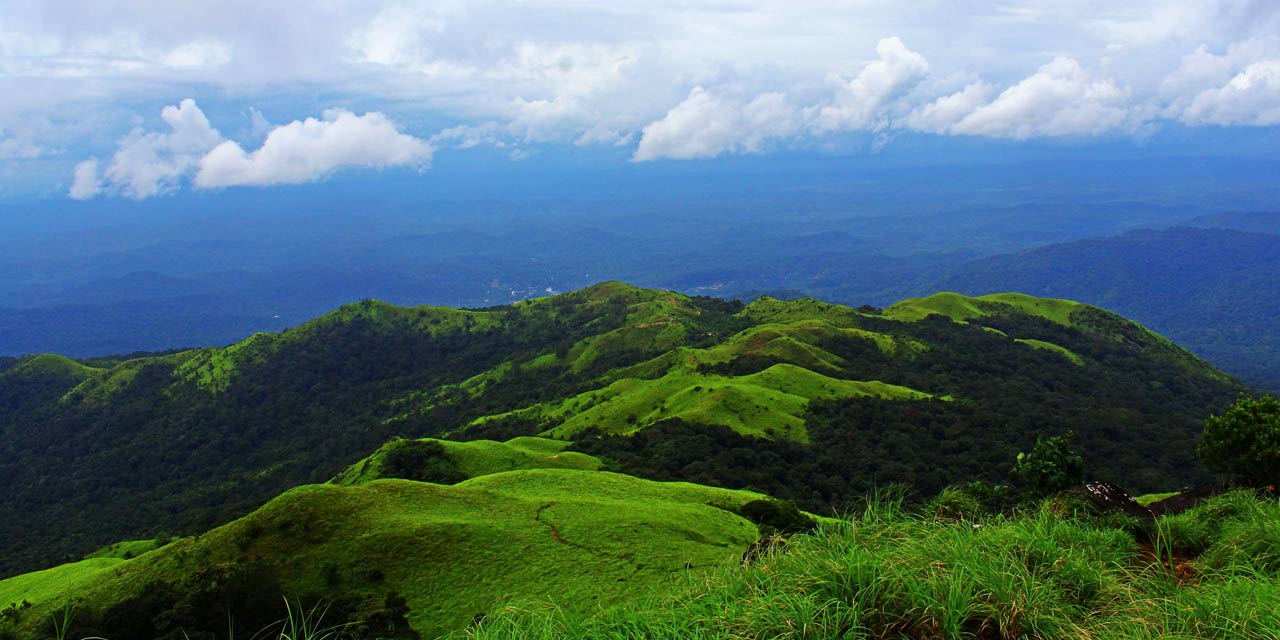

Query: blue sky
<box><xmin>2</xmin><ymin>0</ymin><xmax>1279</xmax><ymax>201</ymax></box>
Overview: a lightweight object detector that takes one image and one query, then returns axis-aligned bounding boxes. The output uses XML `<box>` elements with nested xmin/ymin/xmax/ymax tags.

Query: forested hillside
<box><xmin>0</xmin><ymin>282</ymin><xmax>1240</xmax><ymax>577</ymax></box>
<box><xmin>925</xmin><ymin>227</ymin><xmax>1280</xmax><ymax>391</ymax></box>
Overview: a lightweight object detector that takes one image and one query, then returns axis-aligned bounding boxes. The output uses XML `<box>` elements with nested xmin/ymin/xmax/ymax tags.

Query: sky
<box><xmin>2</xmin><ymin>0</ymin><xmax>1280</xmax><ymax>201</ymax></box>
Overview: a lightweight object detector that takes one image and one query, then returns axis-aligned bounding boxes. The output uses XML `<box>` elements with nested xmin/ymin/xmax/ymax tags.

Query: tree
<box><xmin>1009</xmin><ymin>432</ymin><xmax>1085</xmax><ymax>497</ymax></box>
<box><xmin>1199</xmin><ymin>394</ymin><xmax>1280</xmax><ymax>487</ymax></box>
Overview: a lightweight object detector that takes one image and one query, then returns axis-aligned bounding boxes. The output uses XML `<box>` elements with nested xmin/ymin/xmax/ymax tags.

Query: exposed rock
<box><xmin>1076</xmin><ymin>481</ymin><xmax>1153</xmax><ymax>520</ymax></box>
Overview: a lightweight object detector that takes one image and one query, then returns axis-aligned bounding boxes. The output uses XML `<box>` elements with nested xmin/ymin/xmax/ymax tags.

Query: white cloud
<box><xmin>195</xmin><ymin>110</ymin><xmax>432</xmax><ymax>188</ymax></box>
<box><xmin>902</xmin><ymin>82</ymin><xmax>994</xmax><ymax>133</ymax></box>
<box><xmin>160</xmin><ymin>39</ymin><xmax>232</xmax><ymax>69</ymax></box>
<box><xmin>73</xmin><ymin>99</ymin><xmax>432</xmax><ymax>197</ymax></box>
<box><xmin>508</xmin><ymin>97</ymin><xmax>595</xmax><ymax>143</ymax></box>
<box><xmin>6</xmin><ymin>0</ymin><xmax>1280</xmax><ymax>189</ymax></box>
<box><xmin>950</xmin><ymin>57</ymin><xmax>1134</xmax><ymax>138</ymax></box>
<box><xmin>68</xmin><ymin>158</ymin><xmax>100</xmax><ymax>199</ymax></box>
<box><xmin>102</xmin><ymin>98</ymin><xmax>224</xmax><ymax>199</ymax></box>
<box><xmin>633</xmin><ymin>87</ymin><xmax>800</xmax><ymax>161</ymax></box>
<box><xmin>814</xmin><ymin>37</ymin><xmax>930</xmax><ymax>132</ymax></box>
<box><xmin>1181</xmin><ymin>60</ymin><xmax>1280</xmax><ymax>125</ymax></box>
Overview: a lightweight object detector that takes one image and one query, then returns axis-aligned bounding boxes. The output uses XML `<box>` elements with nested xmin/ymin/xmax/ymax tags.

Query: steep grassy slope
<box><xmin>0</xmin><ymin>282</ymin><xmax>1240</xmax><ymax>578</ymax></box>
<box><xmin>0</xmin><ymin>469</ymin><xmax>764</xmax><ymax>639</ymax></box>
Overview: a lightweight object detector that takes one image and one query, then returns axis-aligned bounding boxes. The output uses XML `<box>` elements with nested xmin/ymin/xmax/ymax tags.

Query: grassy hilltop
<box><xmin>0</xmin><ymin>464</ymin><xmax>770</xmax><ymax>639</ymax></box>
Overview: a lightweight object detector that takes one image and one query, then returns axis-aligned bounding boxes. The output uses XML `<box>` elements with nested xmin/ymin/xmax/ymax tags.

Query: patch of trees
<box><xmin>383</xmin><ymin>440</ymin><xmax>467</xmax><ymax>484</ymax></box>
<box><xmin>1200</xmin><ymin>393</ymin><xmax>1280</xmax><ymax>487</ymax></box>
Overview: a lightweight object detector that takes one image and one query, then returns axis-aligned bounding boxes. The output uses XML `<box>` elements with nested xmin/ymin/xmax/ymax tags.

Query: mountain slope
<box><xmin>926</xmin><ymin>227</ymin><xmax>1280</xmax><ymax>391</ymax></box>
<box><xmin>0</xmin><ymin>282</ymin><xmax>1241</xmax><ymax>577</ymax></box>
<box><xmin>0</xmin><ymin>468</ymin><xmax>765</xmax><ymax>639</ymax></box>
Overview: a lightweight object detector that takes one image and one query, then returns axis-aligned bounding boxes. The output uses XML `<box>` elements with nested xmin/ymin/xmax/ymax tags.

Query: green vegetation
<box><xmin>0</xmin><ymin>469</ymin><xmax>765</xmax><ymax>639</ymax></box>
<box><xmin>471</xmin><ymin>490</ymin><xmax>1280</xmax><ymax>640</ymax></box>
<box><xmin>83</xmin><ymin>538</ymin><xmax>169</xmax><ymax>560</ymax></box>
<box><xmin>1199</xmin><ymin>393</ymin><xmax>1280</xmax><ymax>487</ymax></box>
<box><xmin>1009</xmin><ymin>432</ymin><xmax>1086</xmax><ymax>498</ymax></box>
<box><xmin>0</xmin><ymin>283</ymin><xmax>1240</xmax><ymax>579</ymax></box>
<box><xmin>331</xmin><ymin>436</ymin><xmax>600</xmax><ymax>485</ymax></box>
<box><xmin>478</xmin><ymin>363</ymin><xmax>930</xmax><ymax>443</ymax></box>
<box><xmin>1014</xmin><ymin>338</ymin><xmax>1084</xmax><ymax>365</ymax></box>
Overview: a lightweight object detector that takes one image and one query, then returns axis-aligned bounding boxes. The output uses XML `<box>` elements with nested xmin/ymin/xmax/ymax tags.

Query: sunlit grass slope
<box><xmin>475</xmin><ymin>363</ymin><xmax>931</xmax><ymax>442</ymax></box>
<box><xmin>331</xmin><ymin>436</ymin><xmax>601</xmax><ymax>485</ymax></box>
<box><xmin>473</xmin><ymin>491</ymin><xmax>1280</xmax><ymax>640</ymax></box>
<box><xmin>0</xmin><ymin>469</ymin><xmax>764</xmax><ymax>639</ymax></box>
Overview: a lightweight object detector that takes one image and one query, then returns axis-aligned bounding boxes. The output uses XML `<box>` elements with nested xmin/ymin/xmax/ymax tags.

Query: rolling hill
<box><xmin>0</xmin><ymin>282</ymin><xmax>1241</xmax><ymax>582</ymax></box>
<box><xmin>0</xmin><ymin>466</ymin><xmax>770</xmax><ymax>639</ymax></box>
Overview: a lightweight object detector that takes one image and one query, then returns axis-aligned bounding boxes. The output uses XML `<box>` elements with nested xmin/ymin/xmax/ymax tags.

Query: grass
<box><xmin>82</xmin><ymin>538</ymin><xmax>168</xmax><ymax>560</ymax></box>
<box><xmin>469</xmin><ymin>490</ymin><xmax>1280</xmax><ymax>640</ymax></box>
<box><xmin>477</xmin><ymin>363</ymin><xmax>931</xmax><ymax>442</ymax></box>
<box><xmin>331</xmin><ymin>436</ymin><xmax>601</xmax><ymax>485</ymax></box>
<box><xmin>9</xmin><ymin>488</ymin><xmax>1279</xmax><ymax>639</ymax></box>
<box><xmin>1014</xmin><ymin>338</ymin><xmax>1085</xmax><ymax>365</ymax></box>
<box><xmin>0</xmin><ymin>469</ymin><xmax>765</xmax><ymax>639</ymax></box>
<box><xmin>1135</xmin><ymin>491</ymin><xmax>1181</xmax><ymax>507</ymax></box>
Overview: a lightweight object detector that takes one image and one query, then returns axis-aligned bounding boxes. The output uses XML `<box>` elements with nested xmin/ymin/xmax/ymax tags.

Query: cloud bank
<box><xmin>74</xmin><ymin>100</ymin><xmax>432</xmax><ymax>199</ymax></box>
<box><xmin>4</xmin><ymin>0</ymin><xmax>1277</xmax><ymax>192</ymax></box>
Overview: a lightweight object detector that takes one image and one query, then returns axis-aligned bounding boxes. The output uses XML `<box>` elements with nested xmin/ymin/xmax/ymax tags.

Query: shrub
<box><xmin>1199</xmin><ymin>393</ymin><xmax>1280</xmax><ymax>487</ymax></box>
<box><xmin>1010</xmin><ymin>432</ymin><xmax>1085</xmax><ymax>498</ymax></box>
<box><xmin>736</xmin><ymin>499</ymin><xmax>816</xmax><ymax>536</ymax></box>
<box><xmin>384</xmin><ymin>439</ymin><xmax>468</xmax><ymax>484</ymax></box>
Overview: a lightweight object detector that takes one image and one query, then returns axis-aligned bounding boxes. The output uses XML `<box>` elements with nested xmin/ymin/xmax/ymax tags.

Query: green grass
<box><xmin>977</xmin><ymin>293</ymin><xmax>1082</xmax><ymax>326</ymax></box>
<box><xmin>82</xmin><ymin>539</ymin><xmax>167</xmax><ymax>561</ymax></box>
<box><xmin>0</xmin><ymin>558</ymin><xmax>124</xmax><ymax>610</ymax></box>
<box><xmin>331</xmin><ymin>436</ymin><xmax>601</xmax><ymax>485</ymax></box>
<box><xmin>470</xmin><ymin>491</ymin><xmax>1280</xmax><ymax>640</ymax></box>
<box><xmin>476</xmin><ymin>363</ymin><xmax>931</xmax><ymax>442</ymax></box>
<box><xmin>1135</xmin><ymin>491</ymin><xmax>1181</xmax><ymax>507</ymax></box>
<box><xmin>1014</xmin><ymin>338</ymin><xmax>1085</xmax><ymax>365</ymax></box>
<box><xmin>0</xmin><ymin>470</ymin><xmax>764</xmax><ymax>639</ymax></box>
<box><xmin>882</xmin><ymin>291</ymin><xmax>1084</xmax><ymax>328</ymax></box>
<box><xmin>2</xmin><ymin>354</ymin><xmax>103</xmax><ymax>381</ymax></box>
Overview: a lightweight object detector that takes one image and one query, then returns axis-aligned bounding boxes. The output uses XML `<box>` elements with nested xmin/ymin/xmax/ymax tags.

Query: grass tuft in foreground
<box><xmin>469</xmin><ymin>490</ymin><xmax>1280</xmax><ymax>640</ymax></box>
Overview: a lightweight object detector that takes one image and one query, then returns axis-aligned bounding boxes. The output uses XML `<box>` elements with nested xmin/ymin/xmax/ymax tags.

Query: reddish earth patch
<box><xmin>1135</xmin><ymin>542</ymin><xmax>1198</xmax><ymax>585</ymax></box>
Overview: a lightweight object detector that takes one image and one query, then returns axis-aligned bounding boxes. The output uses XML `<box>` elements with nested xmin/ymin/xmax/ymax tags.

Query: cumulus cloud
<box><xmin>196</xmin><ymin>110</ymin><xmax>432</xmax><ymax>187</ymax></box>
<box><xmin>814</xmin><ymin>37</ymin><xmax>930</xmax><ymax>132</ymax></box>
<box><xmin>102</xmin><ymin>98</ymin><xmax>224</xmax><ymax>199</ymax></box>
<box><xmin>902</xmin><ymin>82</ymin><xmax>994</xmax><ymax>133</ymax></box>
<box><xmin>1180</xmin><ymin>60</ymin><xmax>1280</xmax><ymax>126</ymax></box>
<box><xmin>68</xmin><ymin>158</ymin><xmax>100</xmax><ymax>200</ymax></box>
<box><xmin>633</xmin><ymin>88</ymin><xmax>800</xmax><ymax>161</ymax></box>
<box><xmin>74</xmin><ymin>99</ymin><xmax>432</xmax><ymax>197</ymax></box>
<box><xmin>950</xmin><ymin>58</ymin><xmax>1134</xmax><ymax>138</ymax></box>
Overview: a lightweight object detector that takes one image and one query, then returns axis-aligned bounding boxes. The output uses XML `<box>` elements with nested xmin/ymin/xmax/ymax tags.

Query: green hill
<box><xmin>923</xmin><ymin>227</ymin><xmax>1280</xmax><ymax>391</ymax></box>
<box><xmin>0</xmin><ymin>469</ymin><xmax>765</xmax><ymax>639</ymax></box>
<box><xmin>0</xmin><ymin>283</ymin><xmax>1241</xmax><ymax>578</ymax></box>
<box><xmin>330</xmin><ymin>436</ymin><xmax>601</xmax><ymax>485</ymax></box>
